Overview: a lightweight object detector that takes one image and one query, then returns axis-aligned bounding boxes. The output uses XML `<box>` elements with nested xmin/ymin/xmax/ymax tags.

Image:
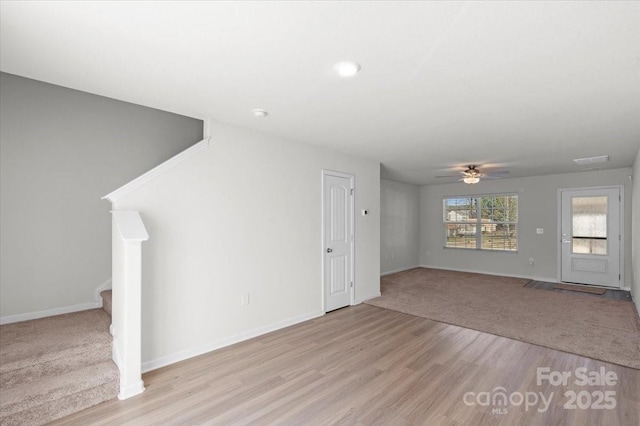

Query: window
<box><xmin>443</xmin><ymin>194</ymin><xmax>518</xmax><ymax>251</ymax></box>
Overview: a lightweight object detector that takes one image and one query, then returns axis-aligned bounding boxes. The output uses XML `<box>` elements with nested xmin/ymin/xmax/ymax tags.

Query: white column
<box><xmin>111</xmin><ymin>210</ymin><xmax>148</xmax><ymax>400</ymax></box>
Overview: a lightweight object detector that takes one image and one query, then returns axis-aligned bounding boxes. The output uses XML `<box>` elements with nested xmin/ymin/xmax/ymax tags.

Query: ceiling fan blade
<box><xmin>484</xmin><ymin>171</ymin><xmax>509</xmax><ymax>178</ymax></box>
<box><xmin>435</xmin><ymin>175</ymin><xmax>457</xmax><ymax>178</ymax></box>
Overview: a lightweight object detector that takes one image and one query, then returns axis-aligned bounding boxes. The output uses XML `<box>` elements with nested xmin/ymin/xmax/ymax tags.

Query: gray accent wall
<box><xmin>381</xmin><ymin>179</ymin><xmax>419</xmax><ymax>274</ymax></box>
<box><xmin>419</xmin><ymin>168</ymin><xmax>633</xmax><ymax>287</ymax></box>
<box><xmin>0</xmin><ymin>73</ymin><xmax>203</xmax><ymax>318</ymax></box>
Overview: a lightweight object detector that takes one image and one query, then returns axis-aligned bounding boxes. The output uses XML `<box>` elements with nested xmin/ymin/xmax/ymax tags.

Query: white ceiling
<box><xmin>1</xmin><ymin>1</ymin><xmax>639</xmax><ymax>185</ymax></box>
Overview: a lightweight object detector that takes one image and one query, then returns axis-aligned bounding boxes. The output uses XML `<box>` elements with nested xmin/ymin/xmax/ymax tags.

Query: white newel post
<box><xmin>111</xmin><ymin>210</ymin><xmax>148</xmax><ymax>400</ymax></box>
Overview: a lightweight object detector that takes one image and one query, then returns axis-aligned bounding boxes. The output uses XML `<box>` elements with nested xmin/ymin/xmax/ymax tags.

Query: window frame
<box><xmin>443</xmin><ymin>193</ymin><xmax>519</xmax><ymax>252</ymax></box>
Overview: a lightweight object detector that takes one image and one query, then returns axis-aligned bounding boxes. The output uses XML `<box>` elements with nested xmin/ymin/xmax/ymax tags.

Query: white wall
<box><xmin>420</xmin><ymin>168</ymin><xmax>633</xmax><ymax>286</ymax></box>
<box><xmin>380</xmin><ymin>179</ymin><xmax>419</xmax><ymax>274</ymax></box>
<box><xmin>0</xmin><ymin>73</ymin><xmax>203</xmax><ymax>320</ymax></box>
<box><xmin>113</xmin><ymin>121</ymin><xmax>380</xmax><ymax>370</ymax></box>
<box><xmin>632</xmin><ymin>149</ymin><xmax>640</xmax><ymax>314</ymax></box>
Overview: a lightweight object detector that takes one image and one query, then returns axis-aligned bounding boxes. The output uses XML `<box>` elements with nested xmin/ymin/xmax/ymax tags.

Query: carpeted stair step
<box><xmin>100</xmin><ymin>290</ymin><xmax>112</xmax><ymax>316</ymax></box>
<box><xmin>0</xmin><ymin>362</ymin><xmax>119</xmax><ymax>426</ymax></box>
<box><xmin>1</xmin><ymin>344</ymin><xmax>112</xmax><ymax>389</ymax></box>
<box><xmin>0</xmin><ymin>310</ymin><xmax>112</xmax><ymax>374</ymax></box>
<box><xmin>0</xmin><ymin>309</ymin><xmax>119</xmax><ymax>425</ymax></box>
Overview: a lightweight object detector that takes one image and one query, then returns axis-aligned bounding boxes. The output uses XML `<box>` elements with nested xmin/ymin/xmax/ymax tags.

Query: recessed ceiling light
<box><xmin>252</xmin><ymin>109</ymin><xmax>268</xmax><ymax>118</ymax></box>
<box><xmin>334</xmin><ymin>61</ymin><xmax>361</xmax><ymax>78</ymax></box>
<box><xmin>573</xmin><ymin>155</ymin><xmax>609</xmax><ymax>166</ymax></box>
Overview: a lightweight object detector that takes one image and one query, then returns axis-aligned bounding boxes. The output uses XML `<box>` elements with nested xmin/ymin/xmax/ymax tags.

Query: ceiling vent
<box><xmin>573</xmin><ymin>155</ymin><xmax>609</xmax><ymax>166</ymax></box>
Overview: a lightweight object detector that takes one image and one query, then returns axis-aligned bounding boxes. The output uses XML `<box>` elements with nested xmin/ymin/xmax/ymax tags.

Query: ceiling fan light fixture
<box><xmin>463</xmin><ymin>176</ymin><xmax>480</xmax><ymax>184</ymax></box>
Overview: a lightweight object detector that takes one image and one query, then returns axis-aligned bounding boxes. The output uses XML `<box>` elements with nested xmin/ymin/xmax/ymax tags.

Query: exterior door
<box><xmin>323</xmin><ymin>171</ymin><xmax>354</xmax><ymax>312</ymax></box>
<box><xmin>560</xmin><ymin>187</ymin><xmax>621</xmax><ymax>288</ymax></box>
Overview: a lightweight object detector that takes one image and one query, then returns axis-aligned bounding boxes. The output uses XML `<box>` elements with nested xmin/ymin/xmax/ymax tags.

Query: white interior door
<box><xmin>323</xmin><ymin>171</ymin><xmax>354</xmax><ymax>312</ymax></box>
<box><xmin>560</xmin><ymin>187</ymin><xmax>621</xmax><ymax>288</ymax></box>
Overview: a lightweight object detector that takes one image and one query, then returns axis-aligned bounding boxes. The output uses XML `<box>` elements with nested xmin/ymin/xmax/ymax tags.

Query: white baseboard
<box><xmin>354</xmin><ymin>292</ymin><xmax>381</xmax><ymax>304</ymax></box>
<box><xmin>0</xmin><ymin>301</ymin><xmax>101</xmax><ymax>325</ymax></box>
<box><xmin>1</xmin><ymin>278</ymin><xmax>113</xmax><ymax>325</ymax></box>
<box><xmin>380</xmin><ymin>266</ymin><xmax>420</xmax><ymax>277</ymax></box>
<box><xmin>418</xmin><ymin>264</ymin><xmax>556</xmax><ymax>283</ymax></box>
<box><xmin>94</xmin><ymin>278</ymin><xmax>112</xmax><ymax>307</ymax></box>
<box><xmin>141</xmin><ymin>310</ymin><xmax>325</xmax><ymax>373</ymax></box>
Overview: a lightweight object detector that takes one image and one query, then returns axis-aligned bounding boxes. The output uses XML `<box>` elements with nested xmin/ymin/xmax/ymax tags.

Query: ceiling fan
<box><xmin>435</xmin><ymin>165</ymin><xmax>508</xmax><ymax>184</ymax></box>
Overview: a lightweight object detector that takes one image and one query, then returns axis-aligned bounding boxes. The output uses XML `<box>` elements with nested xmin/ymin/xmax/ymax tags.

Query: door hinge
<box><xmin>619</xmin><ymin>235</ymin><xmax>621</xmax><ymax>241</ymax></box>
<box><xmin>351</xmin><ymin>281</ymin><xmax>353</xmax><ymax>288</ymax></box>
<box><xmin>350</xmin><ymin>188</ymin><xmax>354</xmax><ymax>195</ymax></box>
<box><xmin>619</xmin><ymin>274</ymin><xmax>621</xmax><ymax>280</ymax></box>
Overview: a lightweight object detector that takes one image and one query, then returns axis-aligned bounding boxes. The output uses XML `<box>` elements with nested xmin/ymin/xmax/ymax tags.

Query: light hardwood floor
<box><xmin>51</xmin><ymin>304</ymin><xmax>639</xmax><ymax>425</ymax></box>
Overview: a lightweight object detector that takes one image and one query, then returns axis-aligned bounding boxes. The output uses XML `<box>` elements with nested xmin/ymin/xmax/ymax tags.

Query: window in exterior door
<box><xmin>571</xmin><ymin>196</ymin><xmax>607</xmax><ymax>255</ymax></box>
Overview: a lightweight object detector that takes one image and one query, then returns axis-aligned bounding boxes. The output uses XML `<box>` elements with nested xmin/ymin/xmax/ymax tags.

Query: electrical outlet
<box><xmin>241</xmin><ymin>293</ymin><xmax>250</xmax><ymax>306</ymax></box>
<box><xmin>529</xmin><ymin>258</ymin><xmax>535</xmax><ymax>266</ymax></box>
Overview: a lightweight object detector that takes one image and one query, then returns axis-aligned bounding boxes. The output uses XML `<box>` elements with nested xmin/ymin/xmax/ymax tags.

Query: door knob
<box><xmin>326</xmin><ymin>248</ymin><xmax>333</xmax><ymax>253</ymax></box>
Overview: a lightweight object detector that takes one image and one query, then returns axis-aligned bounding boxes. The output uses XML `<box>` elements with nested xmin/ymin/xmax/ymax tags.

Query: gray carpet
<box><xmin>0</xmin><ymin>309</ymin><xmax>119</xmax><ymax>425</ymax></box>
<box><xmin>366</xmin><ymin>268</ymin><xmax>640</xmax><ymax>370</ymax></box>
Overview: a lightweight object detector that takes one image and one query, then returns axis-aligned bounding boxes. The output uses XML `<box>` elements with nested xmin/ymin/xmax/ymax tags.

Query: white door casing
<box><xmin>560</xmin><ymin>187</ymin><xmax>622</xmax><ymax>288</ymax></box>
<box><xmin>322</xmin><ymin>171</ymin><xmax>354</xmax><ymax>312</ymax></box>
